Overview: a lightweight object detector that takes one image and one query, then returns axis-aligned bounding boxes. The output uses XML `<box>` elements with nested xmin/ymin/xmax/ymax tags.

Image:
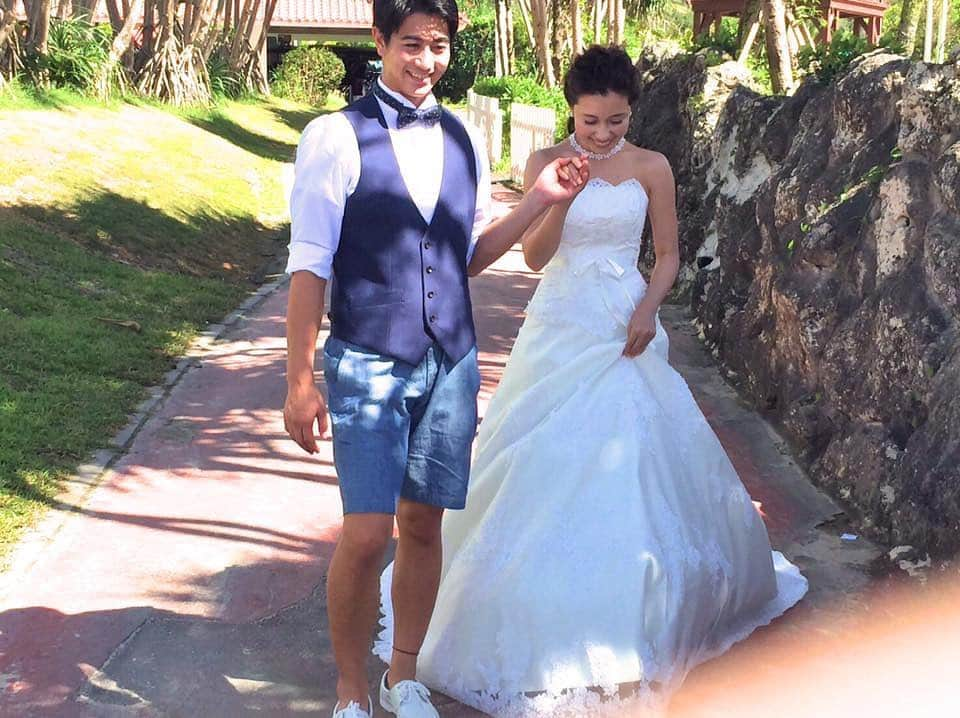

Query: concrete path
<box><xmin>0</xmin><ymin>185</ymin><xmax>895</xmax><ymax>717</ymax></box>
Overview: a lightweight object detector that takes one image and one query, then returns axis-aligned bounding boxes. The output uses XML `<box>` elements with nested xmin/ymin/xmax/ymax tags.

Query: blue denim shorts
<box><xmin>322</xmin><ymin>336</ymin><xmax>481</xmax><ymax>514</ymax></box>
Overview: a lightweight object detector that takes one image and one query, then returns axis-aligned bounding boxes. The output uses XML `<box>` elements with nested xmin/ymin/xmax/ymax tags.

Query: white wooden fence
<box><xmin>509</xmin><ymin>102</ymin><xmax>557</xmax><ymax>185</ymax></box>
<box><xmin>466</xmin><ymin>89</ymin><xmax>503</xmax><ymax>167</ymax></box>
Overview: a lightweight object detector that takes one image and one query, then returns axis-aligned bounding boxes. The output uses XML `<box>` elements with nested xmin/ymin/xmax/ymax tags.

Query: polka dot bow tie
<box><xmin>373</xmin><ymin>84</ymin><xmax>442</xmax><ymax>129</ymax></box>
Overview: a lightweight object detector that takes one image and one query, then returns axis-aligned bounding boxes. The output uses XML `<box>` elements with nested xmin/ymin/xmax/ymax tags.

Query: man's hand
<box><xmin>283</xmin><ymin>382</ymin><xmax>328</xmax><ymax>454</ymax></box>
<box><xmin>623</xmin><ymin>304</ymin><xmax>658</xmax><ymax>358</ymax></box>
<box><xmin>530</xmin><ymin>155</ymin><xmax>590</xmax><ymax>205</ymax></box>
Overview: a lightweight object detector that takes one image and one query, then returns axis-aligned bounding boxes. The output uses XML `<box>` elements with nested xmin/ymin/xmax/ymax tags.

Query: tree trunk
<box><xmin>0</xmin><ymin>0</ymin><xmax>21</xmax><ymax>86</ymax></box>
<box><xmin>0</xmin><ymin>0</ymin><xmax>17</xmax><ymax>45</ymax></box>
<box><xmin>611</xmin><ymin>0</ymin><xmax>624</xmax><ymax>45</ymax></box>
<box><xmin>923</xmin><ymin>0</ymin><xmax>934</xmax><ymax>61</ymax></box>
<box><xmin>184</xmin><ymin>1</ymin><xmax>197</xmax><ymax>47</ymax></box>
<box><xmin>250</xmin><ymin>0</ymin><xmax>277</xmax><ymax>91</ymax></box>
<box><xmin>897</xmin><ymin>0</ymin><xmax>924</xmax><ymax>56</ymax></box>
<box><xmin>495</xmin><ymin>0</ymin><xmax>513</xmax><ymax>77</ymax></box>
<box><xmin>516</xmin><ymin>0</ymin><xmax>537</xmax><ymax>63</ymax></box>
<box><xmin>0</xmin><ymin>0</ymin><xmax>18</xmax><ymax>60</ymax></box>
<box><xmin>550</xmin><ymin>0</ymin><xmax>571</xmax><ymax>80</ymax></box>
<box><xmin>102</xmin><ymin>0</ymin><xmax>123</xmax><ymax>31</ymax></box>
<box><xmin>593</xmin><ymin>0</ymin><xmax>605</xmax><ymax>44</ymax></box>
<box><xmin>97</xmin><ymin>0</ymin><xmax>144</xmax><ymax>96</ymax></box>
<box><xmin>27</xmin><ymin>0</ymin><xmax>52</xmax><ymax>55</ymax></box>
<box><xmin>506</xmin><ymin>0</ymin><xmax>514</xmax><ymax>70</ymax></box>
<box><xmin>607</xmin><ymin>0</ymin><xmax>615</xmax><ymax>44</ymax></box>
<box><xmin>229</xmin><ymin>0</ymin><xmax>261</xmax><ymax>69</ymax></box>
<box><xmin>529</xmin><ymin>0</ymin><xmax>556</xmax><ymax>87</ymax></box>
<box><xmin>738</xmin><ymin>0</ymin><xmax>762</xmax><ymax>49</ymax></box>
<box><xmin>571</xmin><ymin>0</ymin><xmax>583</xmax><ymax>56</ymax></box>
<box><xmin>762</xmin><ymin>0</ymin><xmax>793</xmax><ymax>94</ymax></box>
<box><xmin>197</xmin><ymin>0</ymin><xmax>224</xmax><ymax>61</ymax></box>
<box><xmin>935</xmin><ymin>0</ymin><xmax>948</xmax><ymax>63</ymax></box>
<box><xmin>142</xmin><ymin>0</ymin><xmax>156</xmax><ymax>57</ymax></box>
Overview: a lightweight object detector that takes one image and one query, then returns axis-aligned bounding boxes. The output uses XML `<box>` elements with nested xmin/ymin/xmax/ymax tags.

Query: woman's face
<box><xmin>570</xmin><ymin>92</ymin><xmax>632</xmax><ymax>155</ymax></box>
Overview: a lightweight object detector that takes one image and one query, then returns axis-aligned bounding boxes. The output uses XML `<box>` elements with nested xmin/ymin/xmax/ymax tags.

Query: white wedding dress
<box><xmin>374</xmin><ymin>178</ymin><xmax>808</xmax><ymax>716</ymax></box>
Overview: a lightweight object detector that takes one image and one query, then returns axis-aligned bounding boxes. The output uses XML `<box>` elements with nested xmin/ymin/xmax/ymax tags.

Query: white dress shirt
<box><xmin>286</xmin><ymin>80</ymin><xmax>492</xmax><ymax>280</ymax></box>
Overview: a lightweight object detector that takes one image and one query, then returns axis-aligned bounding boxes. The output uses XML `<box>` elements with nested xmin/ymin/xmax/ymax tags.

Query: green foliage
<box><xmin>630</xmin><ymin>0</ymin><xmax>700</xmax><ymax>52</ymax></box>
<box><xmin>436</xmin><ymin>16</ymin><xmax>495</xmax><ymax>101</ymax></box>
<box><xmin>0</xmin><ymin>77</ymin><xmax>115</xmax><ymax>109</ymax></box>
<box><xmin>511</xmin><ymin>16</ymin><xmax>538</xmax><ymax>77</ymax></box>
<box><xmin>473</xmin><ymin>75</ymin><xmax>569</xmax><ymax>140</ymax></box>
<box><xmin>271</xmin><ymin>45</ymin><xmax>346</xmax><ymax>107</ymax></box>
<box><xmin>207</xmin><ymin>51</ymin><xmax>245</xmax><ymax>99</ymax></box>
<box><xmin>686</xmin><ymin>16</ymin><xmax>740</xmax><ymax>61</ymax></box>
<box><xmin>797</xmin><ymin>30</ymin><xmax>871</xmax><ymax>84</ymax></box>
<box><xmin>25</xmin><ymin>16</ymin><xmax>113</xmax><ymax>94</ymax></box>
<box><xmin>745</xmin><ymin>51</ymin><xmax>773</xmax><ymax>95</ymax></box>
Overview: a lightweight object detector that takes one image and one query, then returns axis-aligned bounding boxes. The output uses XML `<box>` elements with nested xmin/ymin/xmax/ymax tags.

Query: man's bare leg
<box><xmin>388</xmin><ymin>499</ymin><xmax>444</xmax><ymax>684</ymax></box>
<box><xmin>328</xmin><ymin>512</ymin><xmax>395</xmax><ymax>706</ymax></box>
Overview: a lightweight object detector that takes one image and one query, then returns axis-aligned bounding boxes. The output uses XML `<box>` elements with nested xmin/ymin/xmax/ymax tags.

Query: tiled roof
<box><xmin>8</xmin><ymin>1</ymin><xmax>460</xmax><ymax>33</ymax></box>
<box><xmin>271</xmin><ymin>0</ymin><xmax>373</xmax><ymax>27</ymax></box>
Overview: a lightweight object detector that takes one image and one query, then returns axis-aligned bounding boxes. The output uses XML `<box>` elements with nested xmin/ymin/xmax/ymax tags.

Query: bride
<box><xmin>375</xmin><ymin>45</ymin><xmax>808</xmax><ymax>716</ymax></box>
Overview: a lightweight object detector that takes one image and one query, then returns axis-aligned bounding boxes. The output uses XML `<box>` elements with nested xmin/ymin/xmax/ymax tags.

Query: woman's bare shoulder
<box><xmin>623</xmin><ymin>144</ymin><xmax>671</xmax><ymax>170</ymax></box>
<box><xmin>623</xmin><ymin>144</ymin><xmax>674</xmax><ymax>189</ymax></box>
<box><xmin>531</xmin><ymin>141</ymin><xmax>574</xmax><ymax>165</ymax></box>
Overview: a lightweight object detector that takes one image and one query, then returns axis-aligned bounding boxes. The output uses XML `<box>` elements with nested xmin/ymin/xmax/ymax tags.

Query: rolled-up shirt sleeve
<box><xmin>464</xmin><ymin>121</ymin><xmax>493</xmax><ymax>265</ymax></box>
<box><xmin>286</xmin><ymin>114</ymin><xmax>359</xmax><ymax>280</ymax></box>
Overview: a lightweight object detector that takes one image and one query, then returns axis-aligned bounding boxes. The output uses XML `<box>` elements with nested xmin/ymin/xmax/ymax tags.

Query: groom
<box><xmin>283</xmin><ymin>1</ymin><xmax>587</xmax><ymax>716</ymax></box>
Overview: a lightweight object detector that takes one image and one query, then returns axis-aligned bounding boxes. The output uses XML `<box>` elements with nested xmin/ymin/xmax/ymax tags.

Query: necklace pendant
<box><xmin>568</xmin><ymin>134</ymin><xmax>626</xmax><ymax>161</ymax></box>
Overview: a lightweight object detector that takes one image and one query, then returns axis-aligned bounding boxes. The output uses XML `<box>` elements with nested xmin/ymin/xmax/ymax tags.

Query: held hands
<box><xmin>623</xmin><ymin>304</ymin><xmax>658</xmax><ymax>358</ymax></box>
<box><xmin>531</xmin><ymin>155</ymin><xmax>590</xmax><ymax>206</ymax></box>
<box><xmin>283</xmin><ymin>382</ymin><xmax>329</xmax><ymax>454</ymax></box>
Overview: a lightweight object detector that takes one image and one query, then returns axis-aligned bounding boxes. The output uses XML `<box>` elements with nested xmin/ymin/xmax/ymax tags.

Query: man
<box><xmin>283</xmin><ymin>2</ymin><xmax>587</xmax><ymax>716</ymax></box>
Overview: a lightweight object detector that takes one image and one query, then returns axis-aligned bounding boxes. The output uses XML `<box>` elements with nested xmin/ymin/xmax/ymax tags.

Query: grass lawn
<box><xmin>0</xmin><ymin>88</ymin><xmax>337</xmax><ymax>562</ymax></box>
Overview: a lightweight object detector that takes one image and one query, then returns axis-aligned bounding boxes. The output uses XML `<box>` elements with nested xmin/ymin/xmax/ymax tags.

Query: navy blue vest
<box><xmin>330</xmin><ymin>93</ymin><xmax>478</xmax><ymax>365</ymax></box>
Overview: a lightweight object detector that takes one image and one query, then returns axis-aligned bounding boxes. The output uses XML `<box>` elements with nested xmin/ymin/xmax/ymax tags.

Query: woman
<box><xmin>375</xmin><ymin>46</ymin><xmax>807</xmax><ymax>716</ymax></box>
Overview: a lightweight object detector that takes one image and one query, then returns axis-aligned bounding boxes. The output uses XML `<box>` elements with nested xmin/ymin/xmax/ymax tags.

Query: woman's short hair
<box><xmin>563</xmin><ymin>45</ymin><xmax>641</xmax><ymax>106</ymax></box>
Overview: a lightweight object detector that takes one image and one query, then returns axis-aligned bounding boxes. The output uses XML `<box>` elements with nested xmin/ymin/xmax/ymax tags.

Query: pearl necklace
<box><xmin>568</xmin><ymin>133</ymin><xmax>626</xmax><ymax>160</ymax></box>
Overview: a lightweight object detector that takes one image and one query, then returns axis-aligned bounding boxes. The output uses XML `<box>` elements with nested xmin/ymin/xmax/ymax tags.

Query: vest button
<box><xmin>426</xmin><ymin>266</ymin><xmax>434</xmax><ymax>274</ymax></box>
<box><xmin>427</xmin><ymin>291</ymin><xmax>436</xmax><ymax>299</ymax></box>
<box><xmin>429</xmin><ymin>314</ymin><xmax>437</xmax><ymax>323</ymax></box>
<box><xmin>424</xmin><ymin>241</ymin><xmax>432</xmax><ymax>249</ymax></box>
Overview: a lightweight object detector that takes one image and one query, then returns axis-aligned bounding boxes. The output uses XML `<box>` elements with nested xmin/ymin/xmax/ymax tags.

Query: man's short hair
<box><xmin>373</xmin><ymin>0</ymin><xmax>460</xmax><ymax>42</ymax></box>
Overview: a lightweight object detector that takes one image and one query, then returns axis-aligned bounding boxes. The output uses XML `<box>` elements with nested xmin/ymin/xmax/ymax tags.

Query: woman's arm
<box><xmin>623</xmin><ymin>154</ymin><xmax>680</xmax><ymax>357</ymax></box>
<box><xmin>521</xmin><ymin>151</ymin><xmax>588</xmax><ymax>272</ymax></box>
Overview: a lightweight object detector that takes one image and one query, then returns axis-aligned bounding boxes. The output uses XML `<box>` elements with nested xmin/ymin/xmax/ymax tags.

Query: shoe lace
<box><xmin>339</xmin><ymin>699</ymin><xmax>370</xmax><ymax>717</ymax></box>
<box><xmin>395</xmin><ymin>680</ymin><xmax>431</xmax><ymax>706</ymax></box>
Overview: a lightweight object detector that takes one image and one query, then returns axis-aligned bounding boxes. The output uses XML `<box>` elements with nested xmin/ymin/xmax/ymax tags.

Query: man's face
<box><xmin>373</xmin><ymin>13</ymin><xmax>451</xmax><ymax>106</ymax></box>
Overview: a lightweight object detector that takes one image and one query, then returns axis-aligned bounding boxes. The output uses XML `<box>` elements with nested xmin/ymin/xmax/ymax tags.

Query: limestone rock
<box><xmin>631</xmin><ymin>49</ymin><xmax>960</xmax><ymax>556</ymax></box>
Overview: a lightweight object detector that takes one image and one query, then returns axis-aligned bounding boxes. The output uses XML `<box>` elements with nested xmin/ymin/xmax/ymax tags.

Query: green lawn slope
<box><xmin>0</xmin><ymin>92</ymin><xmax>329</xmax><ymax>560</ymax></box>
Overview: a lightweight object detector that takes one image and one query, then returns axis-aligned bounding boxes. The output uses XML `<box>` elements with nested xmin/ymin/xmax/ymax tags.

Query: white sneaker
<box><xmin>380</xmin><ymin>670</ymin><xmax>439</xmax><ymax>717</ymax></box>
<box><xmin>332</xmin><ymin>696</ymin><xmax>372</xmax><ymax>718</ymax></box>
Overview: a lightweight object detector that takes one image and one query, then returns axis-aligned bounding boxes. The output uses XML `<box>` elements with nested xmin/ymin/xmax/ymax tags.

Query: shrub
<box><xmin>271</xmin><ymin>45</ymin><xmax>346</xmax><ymax>106</ymax></box>
<box><xmin>207</xmin><ymin>51</ymin><xmax>245</xmax><ymax>99</ymax></box>
<box><xmin>472</xmin><ymin>75</ymin><xmax>569</xmax><ymax>140</ymax></box>
<box><xmin>26</xmin><ymin>16</ymin><xmax>112</xmax><ymax>94</ymax></box>
<box><xmin>685</xmin><ymin>16</ymin><xmax>740</xmax><ymax>61</ymax></box>
<box><xmin>797</xmin><ymin>30</ymin><xmax>870</xmax><ymax>84</ymax></box>
<box><xmin>435</xmin><ymin>16</ymin><xmax>495</xmax><ymax>102</ymax></box>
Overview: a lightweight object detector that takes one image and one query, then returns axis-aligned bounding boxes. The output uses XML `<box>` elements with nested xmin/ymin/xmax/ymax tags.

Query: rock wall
<box><xmin>630</xmin><ymin>50</ymin><xmax>960</xmax><ymax>557</ymax></box>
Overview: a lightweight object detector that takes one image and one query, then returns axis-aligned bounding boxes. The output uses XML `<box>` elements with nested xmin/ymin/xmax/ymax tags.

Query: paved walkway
<box><xmin>1</xmin><ymin>185</ymin><xmax>916</xmax><ymax>717</ymax></box>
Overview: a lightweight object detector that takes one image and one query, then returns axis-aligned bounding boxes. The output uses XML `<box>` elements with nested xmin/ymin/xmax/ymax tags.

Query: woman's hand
<box><xmin>623</xmin><ymin>304</ymin><xmax>658</xmax><ymax>358</ymax></box>
<box><xmin>530</xmin><ymin>155</ymin><xmax>590</xmax><ymax>206</ymax></box>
